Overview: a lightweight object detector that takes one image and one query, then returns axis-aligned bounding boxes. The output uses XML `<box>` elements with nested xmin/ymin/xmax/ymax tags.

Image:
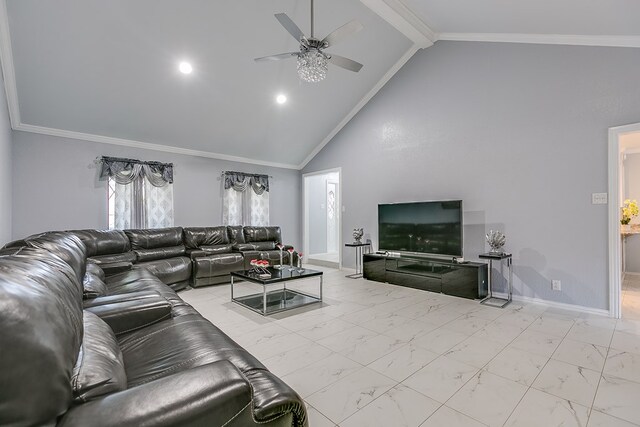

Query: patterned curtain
<box><xmin>103</xmin><ymin>157</ymin><xmax>174</xmax><ymax>229</ymax></box>
<box><xmin>222</xmin><ymin>171</ymin><xmax>269</xmax><ymax>226</ymax></box>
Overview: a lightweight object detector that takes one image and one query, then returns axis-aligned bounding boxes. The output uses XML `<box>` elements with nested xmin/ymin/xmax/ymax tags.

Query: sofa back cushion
<box><xmin>11</xmin><ymin>232</ymin><xmax>88</xmax><ymax>285</ymax></box>
<box><xmin>183</xmin><ymin>227</ymin><xmax>229</xmax><ymax>248</ymax></box>
<box><xmin>243</xmin><ymin>226</ymin><xmax>282</xmax><ymax>244</ymax></box>
<box><xmin>125</xmin><ymin>227</ymin><xmax>184</xmax><ymax>250</ymax></box>
<box><xmin>226</xmin><ymin>225</ymin><xmax>245</xmax><ymax>244</ymax></box>
<box><xmin>68</xmin><ymin>229</ymin><xmax>131</xmax><ymax>257</ymax></box>
<box><xmin>135</xmin><ymin>245</ymin><xmax>186</xmax><ymax>262</ymax></box>
<box><xmin>72</xmin><ymin>311</ymin><xmax>127</xmax><ymax>402</ymax></box>
<box><xmin>0</xmin><ymin>247</ymin><xmax>83</xmax><ymax>425</ymax></box>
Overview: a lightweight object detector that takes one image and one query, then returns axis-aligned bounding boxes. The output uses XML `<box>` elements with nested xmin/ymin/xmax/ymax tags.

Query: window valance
<box><xmin>223</xmin><ymin>171</ymin><xmax>269</xmax><ymax>195</ymax></box>
<box><xmin>99</xmin><ymin>156</ymin><xmax>174</xmax><ymax>187</ymax></box>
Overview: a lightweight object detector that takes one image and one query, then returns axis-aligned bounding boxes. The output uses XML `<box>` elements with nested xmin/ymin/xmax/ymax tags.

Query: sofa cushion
<box><xmin>193</xmin><ymin>253</ymin><xmax>245</xmax><ymax>278</ymax></box>
<box><xmin>88</xmin><ymin>251</ymin><xmax>137</xmax><ymax>266</ymax></box>
<box><xmin>243</xmin><ymin>226</ymin><xmax>282</xmax><ymax>244</ymax></box>
<box><xmin>0</xmin><ymin>247</ymin><xmax>83</xmax><ymax>426</ymax></box>
<box><xmin>117</xmin><ymin>315</ymin><xmax>266</xmax><ymax>387</ymax></box>
<box><xmin>134</xmin><ymin>245</ymin><xmax>186</xmax><ymax>262</ymax></box>
<box><xmin>72</xmin><ymin>311</ymin><xmax>127</xmax><ymax>402</ymax></box>
<box><xmin>133</xmin><ymin>257</ymin><xmax>192</xmax><ymax>286</ymax></box>
<box><xmin>226</xmin><ymin>226</ymin><xmax>245</xmax><ymax>244</ymax></box>
<box><xmin>125</xmin><ymin>227</ymin><xmax>183</xmax><ymax>250</ymax></box>
<box><xmin>68</xmin><ymin>229</ymin><xmax>131</xmax><ymax>257</ymax></box>
<box><xmin>83</xmin><ymin>271</ymin><xmax>108</xmax><ymax>299</ymax></box>
<box><xmin>183</xmin><ymin>226</ymin><xmax>229</xmax><ymax>248</ymax></box>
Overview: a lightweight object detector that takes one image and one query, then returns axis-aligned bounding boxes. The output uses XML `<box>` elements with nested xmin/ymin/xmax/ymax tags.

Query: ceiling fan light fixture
<box><xmin>297</xmin><ymin>49</ymin><xmax>328</xmax><ymax>83</ymax></box>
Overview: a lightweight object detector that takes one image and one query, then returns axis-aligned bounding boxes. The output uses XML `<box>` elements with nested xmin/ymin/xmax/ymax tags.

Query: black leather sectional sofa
<box><xmin>67</xmin><ymin>225</ymin><xmax>295</xmax><ymax>290</ymax></box>
<box><xmin>0</xmin><ymin>229</ymin><xmax>307</xmax><ymax>426</ymax></box>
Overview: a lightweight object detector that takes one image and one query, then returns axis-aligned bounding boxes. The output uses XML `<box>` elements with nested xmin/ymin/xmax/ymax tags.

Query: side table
<box><xmin>344</xmin><ymin>242</ymin><xmax>371</xmax><ymax>279</ymax></box>
<box><xmin>479</xmin><ymin>252</ymin><xmax>512</xmax><ymax>308</ymax></box>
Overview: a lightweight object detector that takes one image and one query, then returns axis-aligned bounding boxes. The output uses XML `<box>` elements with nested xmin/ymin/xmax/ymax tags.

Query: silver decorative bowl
<box><xmin>486</xmin><ymin>230</ymin><xmax>506</xmax><ymax>253</ymax></box>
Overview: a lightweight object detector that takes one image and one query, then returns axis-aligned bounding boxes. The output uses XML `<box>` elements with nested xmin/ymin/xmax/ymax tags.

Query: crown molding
<box><xmin>0</xmin><ymin>0</ymin><xmax>20</xmax><ymax>128</ymax></box>
<box><xmin>360</xmin><ymin>0</ymin><xmax>436</xmax><ymax>48</ymax></box>
<box><xmin>298</xmin><ymin>44</ymin><xmax>420</xmax><ymax>169</ymax></box>
<box><xmin>14</xmin><ymin>123</ymin><xmax>300</xmax><ymax>170</ymax></box>
<box><xmin>437</xmin><ymin>32</ymin><xmax>640</xmax><ymax>48</ymax></box>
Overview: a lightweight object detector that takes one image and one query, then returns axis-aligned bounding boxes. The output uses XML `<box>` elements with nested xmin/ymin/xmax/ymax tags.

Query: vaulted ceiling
<box><xmin>1</xmin><ymin>0</ymin><xmax>638</xmax><ymax>169</ymax></box>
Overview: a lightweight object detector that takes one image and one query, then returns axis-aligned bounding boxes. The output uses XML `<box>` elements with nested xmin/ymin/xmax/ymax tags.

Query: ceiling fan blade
<box><xmin>328</xmin><ymin>54</ymin><xmax>363</xmax><ymax>72</ymax></box>
<box><xmin>254</xmin><ymin>52</ymin><xmax>299</xmax><ymax>62</ymax></box>
<box><xmin>321</xmin><ymin>20</ymin><xmax>363</xmax><ymax>47</ymax></box>
<box><xmin>274</xmin><ymin>13</ymin><xmax>306</xmax><ymax>43</ymax></box>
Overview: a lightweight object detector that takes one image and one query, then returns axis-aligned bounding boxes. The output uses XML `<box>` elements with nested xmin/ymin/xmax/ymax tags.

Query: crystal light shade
<box><xmin>297</xmin><ymin>50</ymin><xmax>328</xmax><ymax>83</ymax></box>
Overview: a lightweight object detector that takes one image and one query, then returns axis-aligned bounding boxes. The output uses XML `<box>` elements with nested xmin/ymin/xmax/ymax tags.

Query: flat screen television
<box><xmin>378</xmin><ymin>200</ymin><xmax>463</xmax><ymax>257</ymax></box>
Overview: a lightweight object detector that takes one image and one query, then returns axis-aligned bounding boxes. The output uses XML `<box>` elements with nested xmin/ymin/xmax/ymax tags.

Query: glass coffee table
<box><xmin>231</xmin><ymin>267</ymin><xmax>323</xmax><ymax>315</ymax></box>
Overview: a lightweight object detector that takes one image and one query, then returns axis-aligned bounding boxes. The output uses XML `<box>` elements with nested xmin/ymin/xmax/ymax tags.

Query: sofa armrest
<box><xmin>85</xmin><ymin>296</ymin><xmax>172</xmax><ymax>335</ymax></box>
<box><xmin>99</xmin><ymin>261</ymin><xmax>133</xmax><ymax>276</ymax></box>
<box><xmin>186</xmin><ymin>248</ymin><xmax>207</xmax><ymax>260</ymax></box>
<box><xmin>57</xmin><ymin>361</ymin><xmax>254</xmax><ymax>427</ymax></box>
<box><xmin>83</xmin><ymin>291</ymin><xmax>162</xmax><ymax>309</ymax></box>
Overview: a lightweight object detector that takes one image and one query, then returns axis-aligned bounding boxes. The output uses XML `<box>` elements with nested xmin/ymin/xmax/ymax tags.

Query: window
<box><xmin>101</xmin><ymin>156</ymin><xmax>174</xmax><ymax>230</ymax></box>
<box><xmin>222</xmin><ymin>172</ymin><xmax>269</xmax><ymax>226</ymax></box>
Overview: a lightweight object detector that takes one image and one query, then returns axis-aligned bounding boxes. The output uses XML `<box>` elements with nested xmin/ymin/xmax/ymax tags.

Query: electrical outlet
<box><xmin>592</xmin><ymin>193</ymin><xmax>608</xmax><ymax>204</ymax></box>
<box><xmin>552</xmin><ymin>280</ymin><xmax>561</xmax><ymax>291</ymax></box>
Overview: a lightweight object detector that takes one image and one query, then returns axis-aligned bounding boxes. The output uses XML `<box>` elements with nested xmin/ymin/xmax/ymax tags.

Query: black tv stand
<box><xmin>363</xmin><ymin>253</ymin><xmax>488</xmax><ymax>300</ymax></box>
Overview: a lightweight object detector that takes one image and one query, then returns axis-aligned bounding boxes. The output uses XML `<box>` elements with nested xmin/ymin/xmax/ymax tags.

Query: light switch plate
<box><xmin>592</xmin><ymin>193</ymin><xmax>608</xmax><ymax>205</ymax></box>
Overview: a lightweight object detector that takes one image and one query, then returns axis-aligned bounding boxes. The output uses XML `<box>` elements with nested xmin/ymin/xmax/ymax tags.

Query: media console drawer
<box><xmin>363</xmin><ymin>254</ymin><xmax>488</xmax><ymax>300</ymax></box>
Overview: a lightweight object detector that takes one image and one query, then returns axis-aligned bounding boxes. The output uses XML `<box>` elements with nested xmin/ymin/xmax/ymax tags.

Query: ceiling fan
<box><xmin>254</xmin><ymin>0</ymin><xmax>364</xmax><ymax>83</ymax></box>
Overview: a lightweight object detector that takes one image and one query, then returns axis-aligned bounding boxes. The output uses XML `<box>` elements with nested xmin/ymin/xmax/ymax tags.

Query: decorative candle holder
<box><xmin>287</xmin><ymin>248</ymin><xmax>295</xmax><ymax>270</ymax></box>
<box><xmin>297</xmin><ymin>252</ymin><xmax>305</xmax><ymax>273</ymax></box>
<box><xmin>275</xmin><ymin>244</ymin><xmax>284</xmax><ymax>270</ymax></box>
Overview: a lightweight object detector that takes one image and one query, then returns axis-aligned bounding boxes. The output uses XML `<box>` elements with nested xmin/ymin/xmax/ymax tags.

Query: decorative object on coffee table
<box><xmin>275</xmin><ymin>244</ymin><xmax>284</xmax><ymax>270</ymax></box>
<box><xmin>249</xmin><ymin>259</ymin><xmax>271</xmax><ymax>279</ymax></box>
<box><xmin>297</xmin><ymin>252</ymin><xmax>305</xmax><ymax>273</ymax></box>
<box><xmin>353</xmin><ymin>228</ymin><xmax>364</xmax><ymax>243</ymax></box>
<box><xmin>486</xmin><ymin>230</ymin><xmax>506</xmax><ymax>254</ymax></box>
<box><xmin>287</xmin><ymin>248</ymin><xmax>295</xmax><ymax>269</ymax></box>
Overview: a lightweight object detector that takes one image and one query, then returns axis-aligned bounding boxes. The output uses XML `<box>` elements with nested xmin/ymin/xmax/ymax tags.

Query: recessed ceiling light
<box><xmin>179</xmin><ymin>62</ymin><xmax>193</xmax><ymax>74</ymax></box>
<box><xmin>276</xmin><ymin>94</ymin><xmax>287</xmax><ymax>104</ymax></box>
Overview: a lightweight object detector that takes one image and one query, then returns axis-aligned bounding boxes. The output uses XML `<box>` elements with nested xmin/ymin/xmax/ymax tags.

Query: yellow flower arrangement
<box><xmin>621</xmin><ymin>199</ymin><xmax>639</xmax><ymax>225</ymax></box>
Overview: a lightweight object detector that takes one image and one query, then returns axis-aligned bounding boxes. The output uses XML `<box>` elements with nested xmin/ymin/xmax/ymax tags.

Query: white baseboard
<box><xmin>491</xmin><ymin>292</ymin><xmax>611</xmax><ymax>317</ymax></box>
<box><xmin>624</xmin><ymin>272</ymin><xmax>640</xmax><ymax>277</ymax></box>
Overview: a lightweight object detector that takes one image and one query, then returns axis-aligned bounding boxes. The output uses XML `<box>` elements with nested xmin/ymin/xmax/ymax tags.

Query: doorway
<box><xmin>303</xmin><ymin>168</ymin><xmax>342</xmax><ymax>269</ymax></box>
<box><xmin>608</xmin><ymin>122</ymin><xmax>640</xmax><ymax>319</ymax></box>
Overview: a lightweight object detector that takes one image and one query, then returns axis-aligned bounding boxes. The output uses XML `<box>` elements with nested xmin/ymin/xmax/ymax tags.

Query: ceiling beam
<box><xmin>438</xmin><ymin>33</ymin><xmax>640</xmax><ymax>49</ymax></box>
<box><xmin>359</xmin><ymin>0</ymin><xmax>436</xmax><ymax>48</ymax></box>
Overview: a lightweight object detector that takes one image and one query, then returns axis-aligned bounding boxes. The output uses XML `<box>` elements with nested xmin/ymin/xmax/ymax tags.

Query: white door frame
<box><xmin>609</xmin><ymin>122</ymin><xmax>640</xmax><ymax>318</ymax></box>
<box><xmin>303</xmin><ymin>167</ymin><xmax>342</xmax><ymax>269</ymax></box>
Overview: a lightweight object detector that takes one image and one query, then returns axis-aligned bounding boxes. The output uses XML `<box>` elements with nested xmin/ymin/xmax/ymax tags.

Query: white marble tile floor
<box><xmin>179</xmin><ymin>266</ymin><xmax>640</xmax><ymax>426</ymax></box>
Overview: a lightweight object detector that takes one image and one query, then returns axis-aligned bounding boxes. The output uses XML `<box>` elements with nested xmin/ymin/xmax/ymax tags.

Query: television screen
<box><xmin>378</xmin><ymin>200</ymin><xmax>463</xmax><ymax>257</ymax></box>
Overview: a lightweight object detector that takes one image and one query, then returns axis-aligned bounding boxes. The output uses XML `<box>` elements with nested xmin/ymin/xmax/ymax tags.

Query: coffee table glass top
<box><xmin>231</xmin><ymin>267</ymin><xmax>322</xmax><ymax>284</ymax></box>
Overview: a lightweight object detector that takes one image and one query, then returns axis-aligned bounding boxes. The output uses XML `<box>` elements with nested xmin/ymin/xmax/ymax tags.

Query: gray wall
<box><xmin>308</xmin><ymin>174</ymin><xmax>328</xmax><ymax>255</ymax></box>
<box><xmin>0</xmin><ymin>73</ymin><xmax>12</xmax><ymax>244</ymax></box>
<box><xmin>624</xmin><ymin>153</ymin><xmax>640</xmax><ymax>272</ymax></box>
<box><xmin>11</xmin><ymin>131</ymin><xmax>301</xmax><ymax>249</ymax></box>
<box><xmin>303</xmin><ymin>41</ymin><xmax>640</xmax><ymax>310</ymax></box>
